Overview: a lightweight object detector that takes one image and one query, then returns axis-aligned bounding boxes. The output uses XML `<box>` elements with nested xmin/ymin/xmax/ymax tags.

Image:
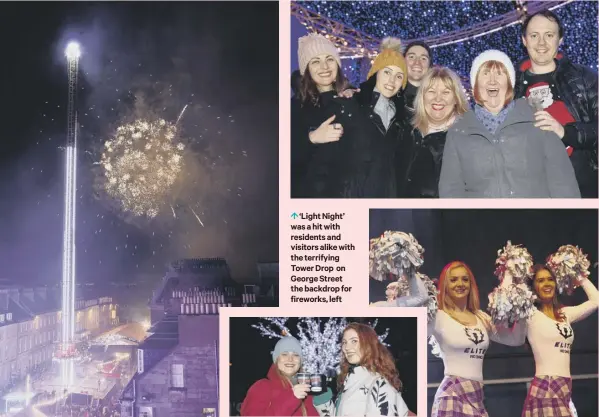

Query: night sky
<box><xmin>229</xmin><ymin>317</ymin><xmax>419</xmax><ymax>415</ymax></box>
<box><xmin>0</xmin><ymin>2</ymin><xmax>278</xmax><ymax>286</ymax></box>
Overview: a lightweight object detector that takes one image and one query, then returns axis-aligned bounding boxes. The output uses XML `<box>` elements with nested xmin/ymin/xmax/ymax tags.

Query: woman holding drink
<box><xmin>240</xmin><ymin>336</ymin><xmax>321</xmax><ymax>416</ymax></box>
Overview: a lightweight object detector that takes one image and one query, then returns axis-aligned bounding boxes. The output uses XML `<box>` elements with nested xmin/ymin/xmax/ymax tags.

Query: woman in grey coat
<box><xmin>439</xmin><ymin>50</ymin><xmax>580</xmax><ymax>198</ymax></box>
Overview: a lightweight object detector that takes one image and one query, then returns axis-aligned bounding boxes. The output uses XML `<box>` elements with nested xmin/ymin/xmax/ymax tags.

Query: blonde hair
<box><xmin>472</xmin><ymin>60</ymin><xmax>514</xmax><ymax>108</ymax></box>
<box><xmin>412</xmin><ymin>67</ymin><xmax>469</xmax><ymax>134</ymax></box>
<box><xmin>437</xmin><ymin>261</ymin><xmax>491</xmax><ymax>331</ymax></box>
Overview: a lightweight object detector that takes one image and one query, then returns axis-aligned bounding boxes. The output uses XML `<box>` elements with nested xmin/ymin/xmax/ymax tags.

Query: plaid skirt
<box><xmin>522</xmin><ymin>376</ymin><xmax>573</xmax><ymax>417</ymax></box>
<box><xmin>431</xmin><ymin>376</ymin><xmax>488</xmax><ymax>417</ymax></box>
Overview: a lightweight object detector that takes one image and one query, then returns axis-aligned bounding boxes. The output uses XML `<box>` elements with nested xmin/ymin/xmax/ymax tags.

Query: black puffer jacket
<box><xmin>354</xmin><ymin>76</ymin><xmax>410</xmax><ymax>198</ymax></box>
<box><xmin>515</xmin><ymin>55</ymin><xmax>598</xmax><ymax>197</ymax></box>
<box><xmin>403</xmin><ymin>82</ymin><xmax>418</xmax><ymax>111</ymax></box>
<box><xmin>291</xmin><ymin>92</ymin><xmax>371</xmax><ymax>198</ymax></box>
<box><xmin>402</xmin><ymin>129</ymin><xmax>447</xmax><ymax>198</ymax></box>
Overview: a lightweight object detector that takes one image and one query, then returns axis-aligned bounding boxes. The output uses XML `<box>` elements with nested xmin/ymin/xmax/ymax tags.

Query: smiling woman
<box><xmin>520</xmin><ymin>264</ymin><xmax>599</xmax><ymax>417</ymax></box>
<box><xmin>240</xmin><ymin>336</ymin><xmax>321</xmax><ymax>416</ymax></box>
<box><xmin>291</xmin><ymin>35</ymin><xmax>411</xmax><ymax>199</ymax></box>
<box><xmin>312</xmin><ymin>322</ymin><xmax>414</xmax><ymax>416</ymax></box>
<box><xmin>400</xmin><ymin>67</ymin><xmax>469</xmax><ymax>198</ymax></box>
<box><xmin>439</xmin><ymin>50</ymin><xmax>581</xmax><ymax>198</ymax></box>
<box><xmin>428</xmin><ymin>261</ymin><xmax>527</xmax><ymax>417</ymax></box>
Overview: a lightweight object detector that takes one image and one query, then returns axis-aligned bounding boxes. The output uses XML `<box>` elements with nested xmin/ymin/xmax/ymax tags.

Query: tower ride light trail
<box><xmin>58</xmin><ymin>41</ymin><xmax>81</xmax><ymax>388</ymax></box>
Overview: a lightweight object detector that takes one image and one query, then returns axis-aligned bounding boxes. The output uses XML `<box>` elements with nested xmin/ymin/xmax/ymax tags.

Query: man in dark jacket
<box><xmin>515</xmin><ymin>10</ymin><xmax>598</xmax><ymax>198</ymax></box>
<box><xmin>291</xmin><ymin>70</ymin><xmax>301</xmax><ymax>99</ymax></box>
<box><xmin>403</xmin><ymin>41</ymin><xmax>432</xmax><ymax>110</ymax></box>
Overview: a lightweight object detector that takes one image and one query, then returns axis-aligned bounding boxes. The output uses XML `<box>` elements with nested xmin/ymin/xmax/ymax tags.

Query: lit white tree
<box><xmin>252</xmin><ymin>317</ymin><xmax>390</xmax><ymax>375</ymax></box>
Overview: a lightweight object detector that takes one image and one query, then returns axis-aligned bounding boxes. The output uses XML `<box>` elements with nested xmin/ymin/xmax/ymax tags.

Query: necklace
<box><xmin>427</xmin><ymin>115</ymin><xmax>455</xmax><ymax>134</ymax></box>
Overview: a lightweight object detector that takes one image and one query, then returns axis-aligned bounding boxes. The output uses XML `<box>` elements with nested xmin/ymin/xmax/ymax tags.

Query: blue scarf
<box><xmin>474</xmin><ymin>101</ymin><xmax>515</xmax><ymax>135</ymax></box>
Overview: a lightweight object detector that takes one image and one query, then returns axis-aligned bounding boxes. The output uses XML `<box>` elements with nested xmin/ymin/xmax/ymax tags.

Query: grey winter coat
<box><xmin>439</xmin><ymin>98</ymin><xmax>581</xmax><ymax>198</ymax></box>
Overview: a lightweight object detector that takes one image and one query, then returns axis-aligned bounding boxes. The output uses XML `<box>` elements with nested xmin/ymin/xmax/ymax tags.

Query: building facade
<box><xmin>120</xmin><ymin>258</ymin><xmax>278</xmax><ymax>417</ymax></box>
<box><xmin>0</xmin><ymin>286</ymin><xmax>119</xmax><ymax>395</ymax></box>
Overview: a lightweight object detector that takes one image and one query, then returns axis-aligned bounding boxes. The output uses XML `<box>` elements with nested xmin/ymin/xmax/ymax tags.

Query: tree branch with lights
<box><xmin>252</xmin><ymin>317</ymin><xmax>390</xmax><ymax>375</ymax></box>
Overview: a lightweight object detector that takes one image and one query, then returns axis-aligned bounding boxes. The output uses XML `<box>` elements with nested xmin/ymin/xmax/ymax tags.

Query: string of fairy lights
<box><xmin>294</xmin><ymin>1</ymin><xmax>598</xmax><ymax>88</ymax></box>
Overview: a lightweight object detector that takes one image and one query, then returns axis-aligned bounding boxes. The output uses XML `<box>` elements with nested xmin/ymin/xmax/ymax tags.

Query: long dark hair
<box><xmin>299</xmin><ymin>65</ymin><xmax>349</xmax><ymax>107</ymax></box>
<box><xmin>530</xmin><ymin>264</ymin><xmax>565</xmax><ymax>321</ymax></box>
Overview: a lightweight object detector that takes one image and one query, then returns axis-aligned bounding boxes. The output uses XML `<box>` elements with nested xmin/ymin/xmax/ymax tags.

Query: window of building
<box><xmin>139</xmin><ymin>407</ymin><xmax>154</xmax><ymax>417</ymax></box>
<box><xmin>171</xmin><ymin>363</ymin><xmax>184</xmax><ymax>388</ymax></box>
<box><xmin>203</xmin><ymin>408</ymin><xmax>216</xmax><ymax>417</ymax></box>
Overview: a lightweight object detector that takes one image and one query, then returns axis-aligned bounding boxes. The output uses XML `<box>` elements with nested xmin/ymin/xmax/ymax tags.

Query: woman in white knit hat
<box><xmin>438</xmin><ymin>49</ymin><xmax>580</xmax><ymax>198</ymax></box>
<box><xmin>241</xmin><ymin>336</ymin><xmax>322</xmax><ymax>416</ymax></box>
<box><xmin>291</xmin><ymin>33</ymin><xmax>372</xmax><ymax>198</ymax></box>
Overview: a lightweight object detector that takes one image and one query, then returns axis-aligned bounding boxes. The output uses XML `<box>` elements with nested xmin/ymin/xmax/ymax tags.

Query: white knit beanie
<box><xmin>470</xmin><ymin>50</ymin><xmax>516</xmax><ymax>89</ymax></box>
<box><xmin>298</xmin><ymin>33</ymin><xmax>342</xmax><ymax>76</ymax></box>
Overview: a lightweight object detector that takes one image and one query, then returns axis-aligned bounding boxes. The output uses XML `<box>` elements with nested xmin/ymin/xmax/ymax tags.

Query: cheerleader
<box><xmin>429</xmin><ymin>261</ymin><xmax>526</xmax><ymax>417</ymax></box>
<box><xmin>521</xmin><ymin>264</ymin><xmax>598</xmax><ymax>417</ymax></box>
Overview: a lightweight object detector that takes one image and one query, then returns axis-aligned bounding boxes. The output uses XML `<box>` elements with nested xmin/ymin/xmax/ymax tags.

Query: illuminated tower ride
<box><xmin>58</xmin><ymin>41</ymin><xmax>81</xmax><ymax>387</ymax></box>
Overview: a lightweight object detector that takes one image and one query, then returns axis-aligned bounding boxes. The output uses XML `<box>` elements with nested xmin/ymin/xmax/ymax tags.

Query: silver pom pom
<box><xmin>546</xmin><ymin>245</ymin><xmax>591</xmax><ymax>295</ymax></box>
<box><xmin>369</xmin><ymin>231</ymin><xmax>424</xmax><ymax>281</ymax></box>
<box><xmin>488</xmin><ymin>283</ymin><xmax>536</xmax><ymax>327</ymax></box>
<box><xmin>494</xmin><ymin>240</ymin><xmax>534</xmax><ymax>284</ymax></box>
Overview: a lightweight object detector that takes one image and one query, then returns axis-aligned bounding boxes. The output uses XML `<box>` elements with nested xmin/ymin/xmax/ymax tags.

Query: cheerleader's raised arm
<box><xmin>561</xmin><ymin>277</ymin><xmax>599</xmax><ymax>323</ymax></box>
<box><xmin>373</xmin><ymin>271</ymin><xmax>428</xmax><ymax>308</ymax></box>
<box><xmin>487</xmin><ymin>241</ymin><xmax>537</xmax><ymax>331</ymax></box>
<box><xmin>480</xmin><ymin>311</ymin><xmax>527</xmax><ymax>347</ymax></box>
<box><xmin>370</xmin><ymin>230</ymin><xmax>429</xmax><ymax>308</ymax></box>
<box><xmin>396</xmin><ymin>271</ymin><xmax>428</xmax><ymax>307</ymax></box>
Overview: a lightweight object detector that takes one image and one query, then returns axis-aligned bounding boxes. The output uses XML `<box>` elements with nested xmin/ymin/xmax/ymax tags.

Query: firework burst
<box><xmin>101</xmin><ymin>118</ymin><xmax>185</xmax><ymax>218</ymax></box>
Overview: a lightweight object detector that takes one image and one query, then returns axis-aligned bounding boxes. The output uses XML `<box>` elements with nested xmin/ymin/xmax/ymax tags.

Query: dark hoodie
<box><xmin>515</xmin><ymin>54</ymin><xmax>598</xmax><ymax>198</ymax></box>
